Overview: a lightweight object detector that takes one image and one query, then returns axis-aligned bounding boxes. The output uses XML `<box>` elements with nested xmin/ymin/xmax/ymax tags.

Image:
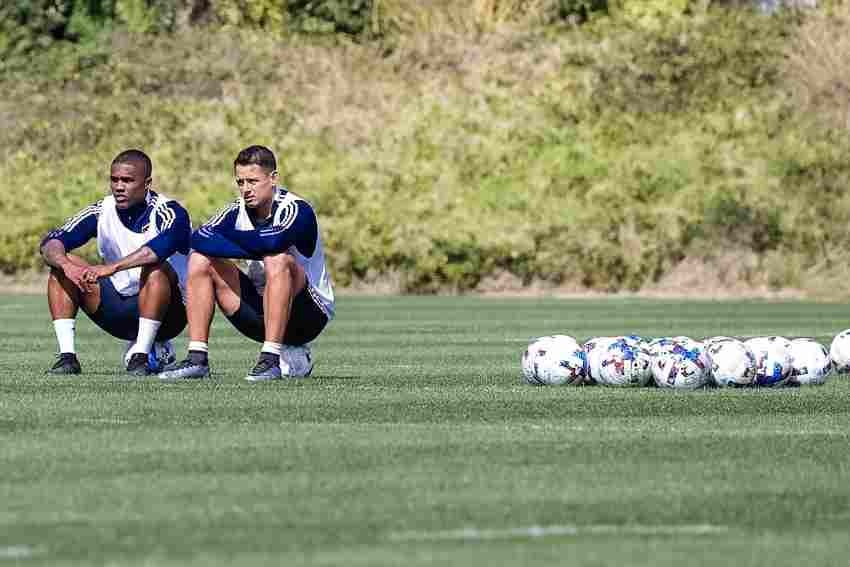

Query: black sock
<box><xmin>188</xmin><ymin>350</ymin><xmax>208</xmax><ymax>366</ymax></box>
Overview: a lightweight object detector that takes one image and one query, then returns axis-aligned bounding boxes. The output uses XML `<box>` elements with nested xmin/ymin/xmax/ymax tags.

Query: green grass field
<box><xmin>1</xmin><ymin>294</ymin><xmax>850</xmax><ymax>566</ymax></box>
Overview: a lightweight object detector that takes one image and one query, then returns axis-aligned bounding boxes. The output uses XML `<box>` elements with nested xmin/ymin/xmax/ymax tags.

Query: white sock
<box><xmin>188</xmin><ymin>341</ymin><xmax>209</xmax><ymax>353</ymax></box>
<box><xmin>261</xmin><ymin>341</ymin><xmax>282</xmax><ymax>356</ymax></box>
<box><xmin>53</xmin><ymin>319</ymin><xmax>76</xmax><ymax>354</ymax></box>
<box><xmin>130</xmin><ymin>318</ymin><xmax>162</xmax><ymax>355</ymax></box>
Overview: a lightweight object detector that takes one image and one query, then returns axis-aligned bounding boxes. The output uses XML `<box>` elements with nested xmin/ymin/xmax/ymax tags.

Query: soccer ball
<box><xmin>704</xmin><ymin>336</ymin><xmax>737</xmax><ymax>348</ymax></box>
<box><xmin>596</xmin><ymin>337</ymin><xmax>653</xmax><ymax>387</ymax></box>
<box><xmin>651</xmin><ymin>352</ymin><xmax>709</xmax><ymax>390</ymax></box>
<box><xmin>648</xmin><ymin>337</ymin><xmax>708</xmax><ymax>366</ymax></box>
<box><xmin>788</xmin><ymin>338</ymin><xmax>831</xmax><ymax>386</ymax></box>
<box><xmin>673</xmin><ymin>337</ymin><xmax>709</xmax><ymax>364</ymax></box>
<box><xmin>583</xmin><ymin>337</ymin><xmax>618</xmax><ymax>385</ymax></box>
<box><xmin>647</xmin><ymin>337</ymin><xmax>679</xmax><ymax>357</ymax></box>
<box><xmin>521</xmin><ymin>335</ymin><xmax>587</xmax><ymax>386</ymax></box>
<box><xmin>704</xmin><ymin>338</ymin><xmax>756</xmax><ymax>388</ymax></box>
<box><xmin>648</xmin><ymin>336</ymin><xmax>705</xmax><ymax>358</ymax></box>
<box><xmin>829</xmin><ymin>329</ymin><xmax>850</xmax><ymax>374</ymax></box>
<box><xmin>744</xmin><ymin>337</ymin><xmax>792</xmax><ymax>387</ymax></box>
<box><xmin>123</xmin><ymin>340</ymin><xmax>176</xmax><ymax>372</ymax></box>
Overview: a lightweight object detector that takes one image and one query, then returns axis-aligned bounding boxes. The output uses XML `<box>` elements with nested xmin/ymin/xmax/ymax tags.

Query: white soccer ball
<box><xmin>123</xmin><ymin>340</ymin><xmax>176</xmax><ymax>372</ymax></box>
<box><xmin>788</xmin><ymin>338</ymin><xmax>831</xmax><ymax>386</ymax></box>
<box><xmin>595</xmin><ymin>338</ymin><xmax>653</xmax><ymax>387</ymax></box>
<box><xmin>829</xmin><ymin>329</ymin><xmax>850</xmax><ymax>374</ymax></box>
<box><xmin>652</xmin><ymin>352</ymin><xmax>709</xmax><ymax>390</ymax></box>
<box><xmin>647</xmin><ymin>336</ymin><xmax>705</xmax><ymax>358</ymax></box>
<box><xmin>521</xmin><ymin>335</ymin><xmax>587</xmax><ymax>386</ymax></box>
<box><xmin>744</xmin><ymin>336</ymin><xmax>792</xmax><ymax>387</ymax></box>
<box><xmin>583</xmin><ymin>337</ymin><xmax>618</xmax><ymax>385</ymax></box>
<box><xmin>704</xmin><ymin>336</ymin><xmax>737</xmax><ymax>348</ymax></box>
<box><xmin>646</xmin><ymin>337</ymin><xmax>679</xmax><ymax>357</ymax></box>
<box><xmin>704</xmin><ymin>338</ymin><xmax>756</xmax><ymax>388</ymax></box>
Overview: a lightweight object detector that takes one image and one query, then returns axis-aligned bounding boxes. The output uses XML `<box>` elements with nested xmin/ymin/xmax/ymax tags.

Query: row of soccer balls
<box><xmin>521</xmin><ymin>330</ymin><xmax>850</xmax><ymax>389</ymax></box>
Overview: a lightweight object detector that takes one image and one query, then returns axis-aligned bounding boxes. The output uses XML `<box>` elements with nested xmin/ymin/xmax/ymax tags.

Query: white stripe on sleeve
<box><xmin>61</xmin><ymin>201</ymin><xmax>103</xmax><ymax>232</ymax></box>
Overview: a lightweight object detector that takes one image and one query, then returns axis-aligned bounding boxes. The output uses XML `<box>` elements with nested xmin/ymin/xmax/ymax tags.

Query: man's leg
<box><xmin>158</xmin><ymin>252</ymin><xmax>242</xmax><ymax>380</ymax></box>
<box><xmin>46</xmin><ymin>255</ymin><xmax>101</xmax><ymax>374</ymax></box>
<box><xmin>244</xmin><ymin>253</ymin><xmax>307</xmax><ymax>381</ymax></box>
<box><xmin>125</xmin><ymin>262</ymin><xmax>179</xmax><ymax>375</ymax></box>
<box><xmin>262</xmin><ymin>252</ymin><xmax>307</xmax><ymax>346</ymax></box>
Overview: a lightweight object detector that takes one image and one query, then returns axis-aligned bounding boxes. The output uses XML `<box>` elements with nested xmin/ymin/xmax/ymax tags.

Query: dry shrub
<box><xmin>372</xmin><ymin>0</ymin><xmax>560</xmax><ymax>35</ymax></box>
<box><xmin>785</xmin><ymin>2</ymin><xmax>850</xmax><ymax>131</ymax></box>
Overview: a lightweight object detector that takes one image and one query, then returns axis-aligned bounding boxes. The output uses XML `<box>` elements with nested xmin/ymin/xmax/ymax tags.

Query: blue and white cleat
<box><xmin>157</xmin><ymin>358</ymin><xmax>210</xmax><ymax>381</ymax></box>
<box><xmin>124</xmin><ymin>340</ymin><xmax>176</xmax><ymax>373</ymax></box>
<box><xmin>281</xmin><ymin>345</ymin><xmax>313</xmax><ymax>378</ymax></box>
<box><xmin>152</xmin><ymin>340</ymin><xmax>176</xmax><ymax>372</ymax></box>
<box><xmin>244</xmin><ymin>357</ymin><xmax>283</xmax><ymax>382</ymax></box>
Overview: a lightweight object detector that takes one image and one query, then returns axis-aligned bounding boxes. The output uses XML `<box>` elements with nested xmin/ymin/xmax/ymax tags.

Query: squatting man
<box><xmin>41</xmin><ymin>149</ymin><xmax>190</xmax><ymax>376</ymax></box>
<box><xmin>158</xmin><ymin>144</ymin><xmax>335</xmax><ymax>381</ymax></box>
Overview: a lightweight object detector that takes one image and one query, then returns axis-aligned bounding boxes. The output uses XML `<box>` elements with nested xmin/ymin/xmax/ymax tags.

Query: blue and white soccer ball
<box><xmin>123</xmin><ymin>340</ymin><xmax>176</xmax><ymax>372</ymax></box>
<box><xmin>521</xmin><ymin>335</ymin><xmax>587</xmax><ymax>386</ymax></box>
<box><xmin>744</xmin><ymin>336</ymin><xmax>792</xmax><ymax>387</ymax></box>
<box><xmin>583</xmin><ymin>337</ymin><xmax>618</xmax><ymax>385</ymax></box>
<box><xmin>646</xmin><ymin>337</ymin><xmax>680</xmax><ymax>357</ymax></box>
<box><xmin>704</xmin><ymin>338</ymin><xmax>756</xmax><ymax>388</ymax></box>
<box><xmin>651</xmin><ymin>352</ymin><xmax>709</xmax><ymax>390</ymax></box>
<box><xmin>829</xmin><ymin>329</ymin><xmax>850</xmax><ymax>374</ymax></box>
<box><xmin>703</xmin><ymin>336</ymin><xmax>737</xmax><ymax>349</ymax></box>
<box><xmin>595</xmin><ymin>337</ymin><xmax>653</xmax><ymax>387</ymax></box>
<box><xmin>649</xmin><ymin>336</ymin><xmax>709</xmax><ymax>366</ymax></box>
<box><xmin>788</xmin><ymin>338</ymin><xmax>831</xmax><ymax>386</ymax></box>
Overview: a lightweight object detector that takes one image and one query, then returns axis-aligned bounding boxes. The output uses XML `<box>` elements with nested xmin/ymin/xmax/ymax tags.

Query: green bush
<box><xmin>3</xmin><ymin>6</ymin><xmax>850</xmax><ymax>295</ymax></box>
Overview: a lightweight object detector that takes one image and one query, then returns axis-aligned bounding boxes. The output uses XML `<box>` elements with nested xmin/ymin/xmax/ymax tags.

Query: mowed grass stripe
<box><xmin>1</xmin><ymin>294</ymin><xmax>850</xmax><ymax>566</ymax></box>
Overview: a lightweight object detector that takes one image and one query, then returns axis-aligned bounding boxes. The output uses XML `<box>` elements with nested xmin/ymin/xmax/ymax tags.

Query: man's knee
<box><xmin>48</xmin><ymin>265</ymin><xmax>65</xmax><ymax>282</ymax></box>
<box><xmin>141</xmin><ymin>262</ymin><xmax>176</xmax><ymax>287</ymax></box>
<box><xmin>188</xmin><ymin>252</ymin><xmax>213</xmax><ymax>277</ymax></box>
<box><xmin>264</xmin><ymin>253</ymin><xmax>306</xmax><ymax>295</ymax></box>
<box><xmin>264</xmin><ymin>253</ymin><xmax>298</xmax><ymax>279</ymax></box>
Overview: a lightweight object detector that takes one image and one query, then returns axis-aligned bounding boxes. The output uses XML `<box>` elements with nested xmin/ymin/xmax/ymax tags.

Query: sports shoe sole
<box><xmin>158</xmin><ymin>366</ymin><xmax>211</xmax><ymax>381</ymax></box>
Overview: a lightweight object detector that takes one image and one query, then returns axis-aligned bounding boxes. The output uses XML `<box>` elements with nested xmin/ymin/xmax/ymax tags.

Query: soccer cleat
<box><xmin>157</xmin><ymin>358</ymin><xmax>210</xmax><ymax>381</ymax></box>
<box><xmin>152</xmin><ymin>340</ymin><xmax>176</xmax><ymax>371</ymax></box>
<box><xmin>244</xmin><ymin>357</ymin><xmax>283</xmax><ymax>382</ymax></box>
<box><xmin>281</xmin><ymin>345</ymin><xmax>313</xmax><ymax>378</ymax></box>
<box><xmin>126</xmin><ymin>352</ymin><xmax>152</xmax><ymax>377</ymax></box>
<box><xmin>47</xmin><ymin>353</ymin><xmax>81</xmax><ymax>375</ymax></box>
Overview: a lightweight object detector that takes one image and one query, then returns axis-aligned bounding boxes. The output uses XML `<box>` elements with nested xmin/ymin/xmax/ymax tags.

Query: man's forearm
<box><xmin>110</xmin><ymin>246</ymin><xmax>159</xmax><ymax>273</ymax></box>
<box><xmin>41</xmin><ymin>239</ymin><xmax>72</xmax><ymax>270</ymax></box>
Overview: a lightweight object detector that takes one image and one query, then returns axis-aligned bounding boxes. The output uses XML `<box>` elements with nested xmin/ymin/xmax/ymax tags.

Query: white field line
<box><xmin>388</xmin><ymin>524</ymin><xmax>730</xmax><ymax>542</ymax></box>
<box><xmin>71</xmin><ymin>418</ymin><xmax>136</xmax><ymax>425</ymax></box>
<box><xmin>0</xmin><ymin>545</ymin><xmax>41</xmax><ymax>559</ymax></box>
<box><xmin>551</xmin><ymin>425</ymin><xmax>849</xmax><ymax>437</ymax></box>
<box><xmin>820</xmin><ymin>512</ymin><xmax>850</xmax><ymax>520</ymax></box>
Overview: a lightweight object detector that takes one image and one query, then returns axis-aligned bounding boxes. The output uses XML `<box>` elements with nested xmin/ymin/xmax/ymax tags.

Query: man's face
<box><xmin>110</xmin><ymin>161</ymin><xmax>149</xmax><ymax>210</ymax></box>
<box><xmin>235</xmin><ymin>164</ymin><xmax>277</xmax><ymax>210</ymax></box>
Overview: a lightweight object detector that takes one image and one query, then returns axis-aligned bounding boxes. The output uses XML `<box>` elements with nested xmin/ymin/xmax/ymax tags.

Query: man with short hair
<box><xmin>159</xmin><ymin>145</ymin><xmax>334</xmax><ymax>381</ymax></box>
<box><xmin>41</xmin><ymin>149</ymin><xmax>191</xmax><ymax>376</ymax></box>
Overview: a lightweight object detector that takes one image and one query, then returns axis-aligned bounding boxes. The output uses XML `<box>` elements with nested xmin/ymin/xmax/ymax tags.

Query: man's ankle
<box><xmin>258</xmin><ymin>351</ymin><xmax>279</xmax><ymax>366</ymax></box>
<box><xmin>188</xmin><ymin>350</ymin><xmax>208</xmax><ymax>366</ymax></box>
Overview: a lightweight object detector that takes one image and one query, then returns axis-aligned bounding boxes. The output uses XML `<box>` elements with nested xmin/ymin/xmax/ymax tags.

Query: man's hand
<box><xmin>60</xmin><ymin>260</ymin><xmax>95</xmax><ymax>294</ymax></box>
<box><xmin>82</xmin><ymin>264</ymin><xmax>117</xmax><ymax>287</ymax></box>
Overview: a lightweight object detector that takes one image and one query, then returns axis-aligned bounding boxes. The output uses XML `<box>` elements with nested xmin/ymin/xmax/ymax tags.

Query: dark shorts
<box><xmin>225</xmin><ymin>270</ymin><xmax>328</xmax><ymax>346</ymax></box>
<box><xmin>87</xmin><ymin>276</ymin><xmax>187</xmax><ymax>342</ymax></box>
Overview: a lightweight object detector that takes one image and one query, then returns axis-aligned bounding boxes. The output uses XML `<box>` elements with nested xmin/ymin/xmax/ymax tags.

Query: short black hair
<box><xmin>112</xmin><ymin>149</ymin><xmax>152</xmax><ymax>179</ymax></box>
<box><xmin>234</xmin><ymin>145</ymin><xmax>277</xmax><ymax>173</ymax></box>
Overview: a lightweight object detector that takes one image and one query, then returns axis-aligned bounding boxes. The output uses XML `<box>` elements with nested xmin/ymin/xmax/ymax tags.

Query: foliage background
<box><xmin>1</xmin><ymin>0</ymin><xmax>849</xmax><ymax>296</ymax></box>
